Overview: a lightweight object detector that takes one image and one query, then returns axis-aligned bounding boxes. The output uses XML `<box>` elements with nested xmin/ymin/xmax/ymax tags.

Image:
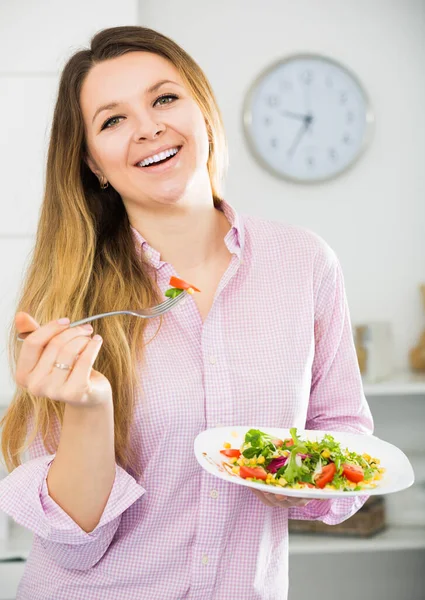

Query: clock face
<box><xmin>243</xmin><ymin>54</ymin><xmax>374</xmax><ymax>183</ymax></box>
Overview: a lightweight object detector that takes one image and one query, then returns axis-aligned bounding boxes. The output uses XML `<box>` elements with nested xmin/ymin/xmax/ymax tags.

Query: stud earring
<box><xmin>100</xmin><ymin>177</ymin><xmax>109</xmax><ymax>190</ymax></box>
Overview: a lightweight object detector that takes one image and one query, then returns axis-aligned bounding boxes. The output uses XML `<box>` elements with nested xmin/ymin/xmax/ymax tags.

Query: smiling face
<box><xmin>80</xmin><ymin>51</ymin><xmax>211</xmax><ymax>210</ymax></box>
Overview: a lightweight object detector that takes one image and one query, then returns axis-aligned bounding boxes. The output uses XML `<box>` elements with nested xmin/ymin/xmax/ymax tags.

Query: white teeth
<box><xmin>137</xmin><ymin>147</ymin><xmax>179</xmax><ymax>167</ymax></box>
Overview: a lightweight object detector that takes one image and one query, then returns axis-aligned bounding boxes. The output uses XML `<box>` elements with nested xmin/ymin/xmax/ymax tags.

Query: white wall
<box><xmin>0</xmin><ymin>0</ymin><xmax>140</xmax><ymax>405</ymax></box>
<box><xmin>0</xmin><ymin>1</ymin><xmax>424</xmax><ymax>405</ymax></box>
<box><xmin>140</xmin><ymin>0</ymin><xmax>425</xmax><ymax>373</ymax></box>
<box><xmin>0</xmin><ymin>4</ymin><xmax>424</xmax><ymax>599</ymax></box>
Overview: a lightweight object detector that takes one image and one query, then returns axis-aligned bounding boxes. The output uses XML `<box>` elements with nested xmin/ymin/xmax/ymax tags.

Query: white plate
<box><xmin>194</xmin><ymin>426</ymin><xmax>415</xmax><ymax>499</ymax></box>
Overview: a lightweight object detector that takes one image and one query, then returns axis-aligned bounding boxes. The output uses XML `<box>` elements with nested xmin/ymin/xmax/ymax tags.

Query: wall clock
<box><xmin>243</xmin><ymin>54</ymin><xmax>374</xmax><ymax>183</ymax></box>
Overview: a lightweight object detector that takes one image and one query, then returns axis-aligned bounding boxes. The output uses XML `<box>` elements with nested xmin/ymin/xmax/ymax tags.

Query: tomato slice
<box><xmin>271</xmin><ymin>437</ymin><xmax>284</xmax><ymax>447</ymax></box>
<box><xmin>169</xmin><ymin>276</ymin><xmax>201</xmax><ymax>293</ymax></box>
<box><xmin>284</xmin><ymin>438</ymin><xmax>294</xmax><ymax>447</ymax></box>
<box><xmin>342</xmin><ymin>463</ymin><xmax>364</xmax><ymax>483</ymax></box>
<box><xmin>220</xmin><ymin>449</ymin><xmax>241</xmax><ymax>458</ymax></box>
<box><xmin>315</xmin><ymin>462</ymin><xmax>336</xmax><ymax>489</ymax></box>
<box><xmin>239</xmin><ymin>466</ymin><xmax>268</xmax><ymax>481</ymax></box>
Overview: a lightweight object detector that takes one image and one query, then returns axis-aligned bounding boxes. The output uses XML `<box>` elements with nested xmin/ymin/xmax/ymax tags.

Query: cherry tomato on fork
<box><xmin>169</xmin><ymin>276</ymin><xmax>201</xmax><ymax>293</ymax></box>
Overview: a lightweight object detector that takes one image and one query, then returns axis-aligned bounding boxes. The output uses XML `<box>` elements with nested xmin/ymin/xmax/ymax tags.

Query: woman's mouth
<box><xmin>135</xmin><ymin>146</ymin><xmax>182</xmax><ymax>172</ymax></box>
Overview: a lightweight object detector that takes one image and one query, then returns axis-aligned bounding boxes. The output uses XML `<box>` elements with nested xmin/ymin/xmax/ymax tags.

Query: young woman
<box><xmin>0</xmin><ymin>26</ymin><xmax>373</xmax><ymax>600</ymax></box>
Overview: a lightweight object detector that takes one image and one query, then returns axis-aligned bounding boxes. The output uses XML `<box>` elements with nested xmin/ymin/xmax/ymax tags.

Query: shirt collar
<box><xmin>130</xmin><ymin>199</ymin><xmax>245</xmax><ymax>270</ymax></box>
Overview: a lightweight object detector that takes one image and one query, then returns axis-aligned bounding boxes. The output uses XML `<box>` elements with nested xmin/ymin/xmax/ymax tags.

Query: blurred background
<box><xmin>0</xmin><ymin>1</ymin><xmax>424</xmax><ymax>599</ymax></box>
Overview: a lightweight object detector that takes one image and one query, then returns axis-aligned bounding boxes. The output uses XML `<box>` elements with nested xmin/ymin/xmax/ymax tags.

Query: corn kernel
<box><xmin>278</xmin><ymin>477</ymin><xmax>287</xmax><ymax>486</ymax></box>
<box><xmin>243</xmin><ymin>458</ymin><xmax>250</xmax><ymax>465</ymax></box>
<box><xmin>362</xmin><ymin>453</ymin><xmax>371</xmax><ymax>462</ymax></box>
<box><xmin>249</xmin><ymin>458</ymin><xmax>257</xmax><ymax>466</ymax></box>
<box><xmin>237</xmin><ymin>458</ymin><xmax>244</xmax><ymax>466</ymax></box>
<box><xmin>230</xmin><ymin>457</ymin><xmax>238</xmax><ymax>464</ymax></box>
<box><xmin>257</xmin><ymin>456</ymin><xmax>265</xmax><ymax>464</ymax></box>
<box><xmin>232</xmin><ymin>466</ymin><xmax>240</xmax><ymax>475</ymax></box>
<box><xmin>223</xmin><ymin>442</ymin><xmax>231</xmax><ymax>449</ymax></box>
<box><xmin>321</xmin><ymin>450</ymin><xmax>331</xmax><ymax>459</ymax></box>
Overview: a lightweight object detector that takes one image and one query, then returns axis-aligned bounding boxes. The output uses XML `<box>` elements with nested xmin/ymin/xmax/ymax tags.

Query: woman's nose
<box><xmin>133</xmin><ymin>115</ymin><xmax>165</xmax><ymax>141</ymax></box>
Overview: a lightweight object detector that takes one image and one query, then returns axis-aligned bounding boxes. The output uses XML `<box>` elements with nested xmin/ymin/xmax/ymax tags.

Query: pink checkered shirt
<box><xmin>0</xmin><ymin>200</ymin><xmax>373</xmax><ymax>600</ymax></box>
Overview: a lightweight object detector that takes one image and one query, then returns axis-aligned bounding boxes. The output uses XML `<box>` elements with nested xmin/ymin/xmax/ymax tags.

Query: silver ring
<box><xmin>53</xmin><ymin>353</ymin><xmax>80</xmax><ymax>371</ymax></box>
<box><xmin>54</xmin><ymin>362</ymin><xmax>73</xmax><ymax>371</ymax></box>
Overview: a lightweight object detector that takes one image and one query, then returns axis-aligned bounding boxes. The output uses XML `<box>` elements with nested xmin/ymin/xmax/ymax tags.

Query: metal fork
<box><xmin>17</xmin><ymin>291</ymin><xmax>188</xmax><ymax>342</ymax></box>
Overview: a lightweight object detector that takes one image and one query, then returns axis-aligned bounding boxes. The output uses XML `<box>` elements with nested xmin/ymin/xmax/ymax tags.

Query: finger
<box><xmin>15</xmin><ymin>311</ymin><xmax>40</xmax><ymax>335</ymax></box>
<box><xmin>249</xmin><ymin>488</ymin><xmax>275</xmax><ymax>507</ymax></box>
<box><xmin>30</xmin><ymin>325</ymin><xmax>93</xmax><ymax>375</ymax></box>
<box><xmin>26</xmin><ymin>335</ymin><xmax>93</xmax><ymax>398</ymax></box>
<box><xmin>16</xmin><ymin>322</ymin><xmax>93</xmax><ymax>387</ymax></box>
<box><xmin>66</xmin><ymin>334</ymin><xmax>103</xmax><ymax>385</ymax></box>
<box><xmin>46</xmin><ymin>334</ymin><xmax>93</xmax><ymax>384</ymax></box>
<box><xmin>272</xmin><ymin>494</ymin><xmax>311</xmax><ymax>507</ymax></box>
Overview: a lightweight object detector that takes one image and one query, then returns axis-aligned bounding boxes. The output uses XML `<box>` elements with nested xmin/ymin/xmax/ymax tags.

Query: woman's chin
<box><xmin>149</xmin><ymin>181</ymin><xmax>193</xmax><ymax>207</ymax></box>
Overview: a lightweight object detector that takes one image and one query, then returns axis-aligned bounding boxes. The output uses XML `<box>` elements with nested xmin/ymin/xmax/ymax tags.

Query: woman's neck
<box><xmin>129</xmin><ymin>200</ymin><xmax>231</xmax><ymax>273</ymax></box>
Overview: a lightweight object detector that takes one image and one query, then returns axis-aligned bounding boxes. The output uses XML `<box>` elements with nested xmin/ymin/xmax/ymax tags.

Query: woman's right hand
<box><xmin>15</xmin><ymin>312</ymin><xmax>113</xmax><ymax>407</ymax></box>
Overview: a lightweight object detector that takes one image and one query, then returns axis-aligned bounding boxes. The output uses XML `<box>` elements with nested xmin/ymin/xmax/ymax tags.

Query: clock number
<box><xmin>267</xmin><ymin>95</ymin><xmax>280</xmax><ymax>108</ymax></box>
<box><xmin>301</xmin><ymin>70</ymin><xmax>313</xmax><ymax>85</ymax></box>
<box><xmin>270</xmin><ymin>137</ymin><xmax>278</xmax><ymax>148</ymax></box>
<box><xmin>264</xmin><ymin>116</ymin><xmax>272</xmax><ymax>126</ymax></box>
<box><xmin>340</xmin><ymin>91</ymin><xmax>348</xmax><ymax>105</ymax></box>
<box><xmin>329</xmin><ymin>148</ymin><xmax>338</xmax><ymax>161</ymax></box>
<box><xmin>280</xmin><ymin>80</ymin><xmax>292</xmax><ymax>92</ymax></box>
<box><xmin>306</xmin><ymin>156</ymin><xmax>315</xmax><ymax>168</ymax></box>
<box><xmin>346</xmin><ymin>111</ymin><xmax>355</xmax><ymax>123</ymax></box>
<box><xmin>342</xmin><ymin>133</ymin><xmax>351</xmax><ymax>144</ymax></box>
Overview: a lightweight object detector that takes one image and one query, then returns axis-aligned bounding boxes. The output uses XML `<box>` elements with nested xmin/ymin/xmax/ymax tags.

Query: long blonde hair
<box><xmin>0</xmin><ymin>26</ymin><xmax>228</xmax><ymax>475</ymax></box>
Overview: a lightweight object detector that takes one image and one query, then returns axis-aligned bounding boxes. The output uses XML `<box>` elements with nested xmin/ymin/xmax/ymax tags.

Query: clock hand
<box><xmin>287</xmin><ymin>116</ymin><xmax>313</xmax><ymax>158</ymax></box>
<box><xmin>280</xmin><ymin>109</ymin><xmax>310</xmax><ymax>121</ymax></box>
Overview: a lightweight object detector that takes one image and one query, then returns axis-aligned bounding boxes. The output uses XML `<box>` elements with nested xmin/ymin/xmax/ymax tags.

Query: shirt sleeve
<box><xmin>289</xmin><ymin>240</ymin><xmax>374</xmax><ymax>524</ymax></box>
<box><xmin>0</xmin><ymin>426</ymin><xmax>146</xmax><ymax>570</ymax></box>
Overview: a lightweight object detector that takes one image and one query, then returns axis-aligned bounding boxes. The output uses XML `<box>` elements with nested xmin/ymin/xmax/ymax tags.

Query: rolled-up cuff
<box><xmin>0</xmin><ymin>454</ymin><xmax>146</xmax><ymax>544</ymax></box>
<box><xmin>289</xmin><ymin>495</ymin><xmax>368</xmax><ymax>524</ymax></box>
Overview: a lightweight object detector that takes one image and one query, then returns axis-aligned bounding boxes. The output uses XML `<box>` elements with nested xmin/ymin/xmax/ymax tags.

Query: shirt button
<box><xmin>210</xmin><ymin>489</ymin><xmax>219</xmax><ymax>499</ymax></box>
<box><xmin>209</xmin><ymin>356</ymin><xmax>216</xmax><ymax>365</ymax></box>
<box><xmin>201</xmin><ymin>555</ymin><xmax>209</xmax><ymax>565</ymax></box>
<box><xmin>144</xmin><ymin>249</ymin><xmax>153</xmax><ymax>259</ymax></box>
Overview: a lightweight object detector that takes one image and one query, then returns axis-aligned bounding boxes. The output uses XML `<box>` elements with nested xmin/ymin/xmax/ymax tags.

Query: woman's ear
<box><xmin>85</xmin><ymin>152</ymin><xmax>101</xmax><ymax>178</ymax></box>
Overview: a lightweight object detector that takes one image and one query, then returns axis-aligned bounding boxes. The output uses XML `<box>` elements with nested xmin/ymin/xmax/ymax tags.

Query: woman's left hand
<box><xmin>250</xmin><ymin>488</ymin><xmax>312</xmax><ymax>508</ymax></box>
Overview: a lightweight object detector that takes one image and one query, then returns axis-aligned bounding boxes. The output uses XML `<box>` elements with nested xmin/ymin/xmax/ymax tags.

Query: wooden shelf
<box><xmin>363</xmin><ymin>372</ymin><xmax>425</xmax><ymax>396</ymax></box>
<box><xmin>1</xmin><ymin>520</ymin><xmax>425</xmax><ymax>561</ymax></box>
<box><xmin>289</xmin><ymin>525</ymin><xmax>425</xmax><ymax>554</ymax></box>
<box><xmin>1</xmin><ymin>373</ymin><xmax>424</xmax><ymax>408</ymax></box>
<box><xmin>0</xmin><ymin>521</ymin><xmax>32</xmax><ymax>561</ymax></box>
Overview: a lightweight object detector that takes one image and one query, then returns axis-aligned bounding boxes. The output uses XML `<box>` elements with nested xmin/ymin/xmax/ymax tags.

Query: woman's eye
<box><xmin>154</xmin><ymin>94</ymin><xmax>178</xmax><ymax>106</ymax></box>
<box><xmin>101</xmin><ymin>116</ymin><xmax>123</xmax><ymax>130</ymax></box>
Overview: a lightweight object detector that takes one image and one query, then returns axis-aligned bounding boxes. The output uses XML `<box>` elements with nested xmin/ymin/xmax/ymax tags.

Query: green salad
<box><xmin>219</xmin><ymin>428</ymin><xmax>384</xmax><ymax>491</ymax></box>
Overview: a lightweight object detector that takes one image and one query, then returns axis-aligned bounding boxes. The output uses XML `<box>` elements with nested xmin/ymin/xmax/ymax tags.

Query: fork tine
<box><xmin>146</xmin><ymin>291</ymin><xmax>187</xmax><ymax>315</ymax></box>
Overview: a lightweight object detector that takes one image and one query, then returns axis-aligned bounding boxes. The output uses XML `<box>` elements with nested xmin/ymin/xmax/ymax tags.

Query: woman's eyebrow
<box><xmin>91</xmin><ymin>79</ymin><xmax>182</xmax><ymax>125</ymax></box>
